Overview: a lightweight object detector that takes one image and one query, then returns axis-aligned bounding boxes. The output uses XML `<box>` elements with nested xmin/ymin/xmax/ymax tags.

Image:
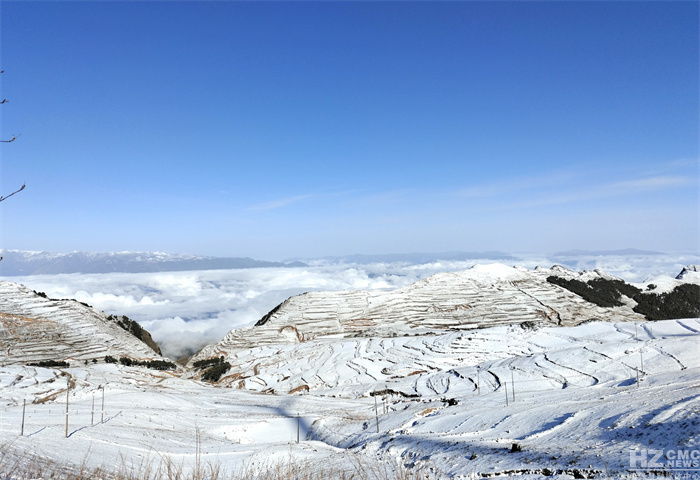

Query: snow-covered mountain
<box><xmin>191</xmin><ymin>264</ymin><xmax>646</xmax><ymax>359</ymax></box>
<box><xmin>187</xmin><ymin>263</ymin><xmax>700</xmax><ymax>396</ymax></box>
<box><xmin>0</xmin><ymin>250</ymin><xmax>305</xmax><ymax>276</ymax></box>
<box><xmin>0</xmin><ymin>263</ymin><xmax>698</xmax><ymax>479</ymax></box>
<box><xmin>0</xmin><ymin>282</ymin><xmax>164</xmax><ymax>366</ymax></box>
<box><xmin>676</xmin><ymin>264</ymin><xmax>700</xmax><ymax>281</ymax></box>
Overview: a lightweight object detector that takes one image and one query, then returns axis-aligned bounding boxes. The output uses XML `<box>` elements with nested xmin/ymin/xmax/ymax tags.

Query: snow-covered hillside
<box><xmin>0</xmin><ymin>282</ymin><xmax>163</xmax><ymax>365</ymax></box>
<box><xmin>1</xmin><ymin>318</ymin><xmax>698</xmax><ymax>479</ymax></box>
<box><xmin>1</xmin><ymin>263</ymin><xmax>698</xmax><ymax>479</ymax></box>
<box><xmin>191</xmin><ymin>264</ymin><xmax>647</xmax><ymax>363</ymax></box>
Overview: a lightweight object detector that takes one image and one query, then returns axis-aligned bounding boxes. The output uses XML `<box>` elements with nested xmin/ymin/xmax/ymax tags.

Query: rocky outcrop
<box><xmin>676</xmin><ymin>265</ymin><xmax>700</xmax><ymax>280</ymax></box>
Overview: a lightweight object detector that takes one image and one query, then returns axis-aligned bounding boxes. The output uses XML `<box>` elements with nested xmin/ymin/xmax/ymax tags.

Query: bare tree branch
<box><xmin>1</xmin><ymin>134</ymin><xmax>20</xmax><ymax>143</ymax></box>
<box><xmin>0</xmin><ymin>183</ymin><xmax>25</xmax><ymax>203</ymax></box>
<box><xmin>0</xmin><ymin>70</ymin><xmax>26</xmax><ymax>206</ymax></box>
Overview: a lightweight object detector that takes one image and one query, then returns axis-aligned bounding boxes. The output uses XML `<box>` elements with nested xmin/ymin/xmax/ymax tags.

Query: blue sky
<box><xmin>0</xmin><ymin>1</ymin><xmax>697</xmax><ymax>259</ymax></box>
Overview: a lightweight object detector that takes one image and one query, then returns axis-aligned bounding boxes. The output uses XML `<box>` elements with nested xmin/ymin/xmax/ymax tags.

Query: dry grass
<box><xmin>288</xmin><ymin>384</ymin><xmax>310</xmax><ymax>394</ymax></box>
<box><xmin>0</xmin><ymin>440</ymin><xmax>441</xmax><ymax>480</ymax></box>
<box><xmin>417</xmin><ymin>407</ymin><xmax>438</xmax><ymax>417</ymax></box>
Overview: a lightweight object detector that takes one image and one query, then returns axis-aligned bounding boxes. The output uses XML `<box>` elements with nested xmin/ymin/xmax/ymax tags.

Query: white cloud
<box><xmin>610</xmin><ymin>175</ymin><xmax>694</xmax><ymax>192</ymax></box>
<box><xmin>249</xmin><ymin>194</ymin><xmax>312</xmax><ymax>211</ymax></box>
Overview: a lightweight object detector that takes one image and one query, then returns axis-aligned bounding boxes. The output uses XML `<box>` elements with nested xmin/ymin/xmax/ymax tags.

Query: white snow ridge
<box><xmin>1</xmin><ymin>263</ymin><xmax>699</xmax><ymax>479</ymax></box>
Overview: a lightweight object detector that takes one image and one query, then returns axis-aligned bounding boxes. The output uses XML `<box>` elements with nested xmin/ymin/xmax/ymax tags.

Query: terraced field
<box><xmin>0</xmin><ymin>282</ymin><xmax>163</xmax><ymax>366</ymax></box>
<box><xmin>190</xmin><ymin>264</ymin><xmax>647</xmax><ymax>378</ymax></box>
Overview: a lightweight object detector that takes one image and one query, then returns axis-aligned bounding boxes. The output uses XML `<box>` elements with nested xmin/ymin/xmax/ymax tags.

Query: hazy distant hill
<box><xmin>0</xmin><ymin>248</ymin><xmax>674</xmax><ymax>276</ymax></box>
<box><xmin>552</xmin><ymin>248</ymin><xmax>665</xmax><ymax>256</ymax></box>
<box><xmin>297</xmin><ymin>251</ymin><xmax>515</xmax><ymax>264</ymax></box>
<box><xmin>0</xmin><ymin>250</ymin><xmax>306</xmax><ymax>276</ymax></box>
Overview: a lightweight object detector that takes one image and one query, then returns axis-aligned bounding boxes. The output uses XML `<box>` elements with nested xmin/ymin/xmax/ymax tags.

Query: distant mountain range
<box><xmin>0</xmin><ymin>250</ymin><xmax>517</xmax><ymax>276</ymax></box>
<box><xmin>0</xmin><ymin>248</ymin><xmax>670</xmax><ymax>276</ymax></box>
<box><xmin>0</xmin><ymin>250</ymin><xmax>306</xmax><ymax>276</ymax></box>
<box><xmin>293</xmin><ymin>251</ymin><xmax>516</xmax><ymax>264</ymax></box>
<box><xmin>552</xmin><ymin>248</ymin><xmax>665</xmax><ymax>256</ymax></box>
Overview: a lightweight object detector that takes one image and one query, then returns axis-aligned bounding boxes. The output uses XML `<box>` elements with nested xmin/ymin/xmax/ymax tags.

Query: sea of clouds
<box><xmin>6</xmin><ymin>253</ymin><xmax>697</xmax><ymax>359</ymax></box>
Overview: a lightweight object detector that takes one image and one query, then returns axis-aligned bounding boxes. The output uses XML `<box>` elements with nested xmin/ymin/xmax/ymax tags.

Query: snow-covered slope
<box><xmin>0</xmin><ymin>282</ymin><xmax>163</xmax><ymax>365</ymax></box>
<box><xmin>192</xmin><ymin>264</ymin><xmax>646</xmax><ymax>361</ymax></box>
<box><xmin>1</xmin><ymin>263</ymin><xmax>698</xmax><ymax>479</ymax></box>
<box><xmin>675</xmin><ymin>264</ymin><xmax>700</xmax><ymax>282</ymax></box>
<box><xmin>1</xmin><ymin>318</ymin><xmax>698</xmax><ymax>479</ymax></box>
<box><xmin>187</xmin><ymin>314</ymin><xmax>699</xmax><ymax>398</ymax></box>
<box><xmin>638</xmin><ymin>264</ymin><xmax>700</xmax><ymax>294</ymax></box>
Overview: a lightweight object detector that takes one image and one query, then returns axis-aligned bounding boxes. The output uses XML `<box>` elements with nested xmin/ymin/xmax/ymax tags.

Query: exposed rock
<box><xmin>676</xmin><ymin>265</ymin><xmax>700</xmax><ymax>280</ymax></box>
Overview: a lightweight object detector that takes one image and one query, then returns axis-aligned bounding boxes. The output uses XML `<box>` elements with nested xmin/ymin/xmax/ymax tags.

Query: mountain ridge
<box><xmin>0</xmin><ymin>250</ymin><xmax>306</xmax><ymax>276</ymax></box>
<box><xmin>190</xmin><ymin>264</ymin><xmax>649</xmax><ymax>369</ymax></box>
<box><xmin>184</xmin><ymin>263</ymin><xmax>699</xmax><ymax>400</ymax></box>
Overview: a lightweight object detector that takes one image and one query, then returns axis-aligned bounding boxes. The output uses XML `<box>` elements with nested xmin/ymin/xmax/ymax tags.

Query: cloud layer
<box><xmin>9</xmin><ymin>253</ymin><xmax>697</xmax><ymax>359</ymax></box>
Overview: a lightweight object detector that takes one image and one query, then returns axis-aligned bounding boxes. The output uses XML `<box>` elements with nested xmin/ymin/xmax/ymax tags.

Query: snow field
<box><xmin>1</xmin><ymin>318</ymin><xmax>698</xmax><ymax>478</ymax></box>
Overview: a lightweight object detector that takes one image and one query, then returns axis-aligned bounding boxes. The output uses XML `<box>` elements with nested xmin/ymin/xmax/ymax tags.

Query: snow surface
<box><xmin>1</xmin><ymin>319</ymin><xmax>699</xmax><ymax>479</ymax></box>
<box><xmin>192</xmin><ymin>264</ymin><xmax>646</xmax><ymax>360</ymax></box>
<box><xmin>1</xmin><ymin>262</ymin><xmax>698</xmax><ymax>478</ymax></box>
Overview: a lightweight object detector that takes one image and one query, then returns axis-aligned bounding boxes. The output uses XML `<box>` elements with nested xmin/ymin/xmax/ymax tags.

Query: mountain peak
<box><xmin>676</xmin><ymin>265</ymin><xmax>700</xmax><ymax>280</ymax></box>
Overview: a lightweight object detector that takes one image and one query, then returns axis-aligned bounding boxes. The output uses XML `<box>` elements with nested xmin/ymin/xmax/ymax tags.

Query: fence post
<box><xmin>21</xmin><ymin>399</ymin><xmax>25</xmax><ymax>436</ymax></box>
<box><xmin>101</xmin><ymin>385</ymin><xmax>105</xmax><ymax>423</ymax></box>
<box><xmin>476</xmin><ymin>367</ymin><xmax>480</xmax><ymax>395</ymax></box>
<box><xmin>65</xmin><ymin>377</ymin><xmax>70</xmax><ymax>438</ymax></box>
<box><xmin>374</xmin><ymin>393</ymin><xmax>379</xmax><ymax>433</ymax></box>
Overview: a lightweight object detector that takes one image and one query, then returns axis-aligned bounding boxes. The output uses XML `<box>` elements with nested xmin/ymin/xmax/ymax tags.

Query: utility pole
<box><xmin>510</xmin><ymin>367</ymin><xmax>515</xmax><ymax>403</ymax></box>
<box><xmin>91</xmin><ymin>392</ymin><xmax>95</xmax><ymax>426</ymax></box>
<box><xmin>476</xmin><ymin>367</ymin><xmax>480</xmax><ymax>395</ymax></box>
<box><xmin>296</xmin><ymin>413</ymin><xmax>300</xmax><ymax>444</ymax></box>
<box><xmin>101</xmin><ymin>385</ymin><xmax>105</xmax><ymax>424</ymax></box>
<box><xmin>504</xmin><ymin>382</ymin><xmax>509</xmax><ymax>407</ymax></box>
<box><xmin>65</xmin><ymin>376</ymin><xmax>70</xmax><ymax>438</ymax></box>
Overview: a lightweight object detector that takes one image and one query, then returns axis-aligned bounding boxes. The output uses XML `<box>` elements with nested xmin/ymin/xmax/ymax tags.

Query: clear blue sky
<box><xmin>0</xmin><ymin>1</ymin><xmax>697</xmax><ymax>259</ymax></box>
